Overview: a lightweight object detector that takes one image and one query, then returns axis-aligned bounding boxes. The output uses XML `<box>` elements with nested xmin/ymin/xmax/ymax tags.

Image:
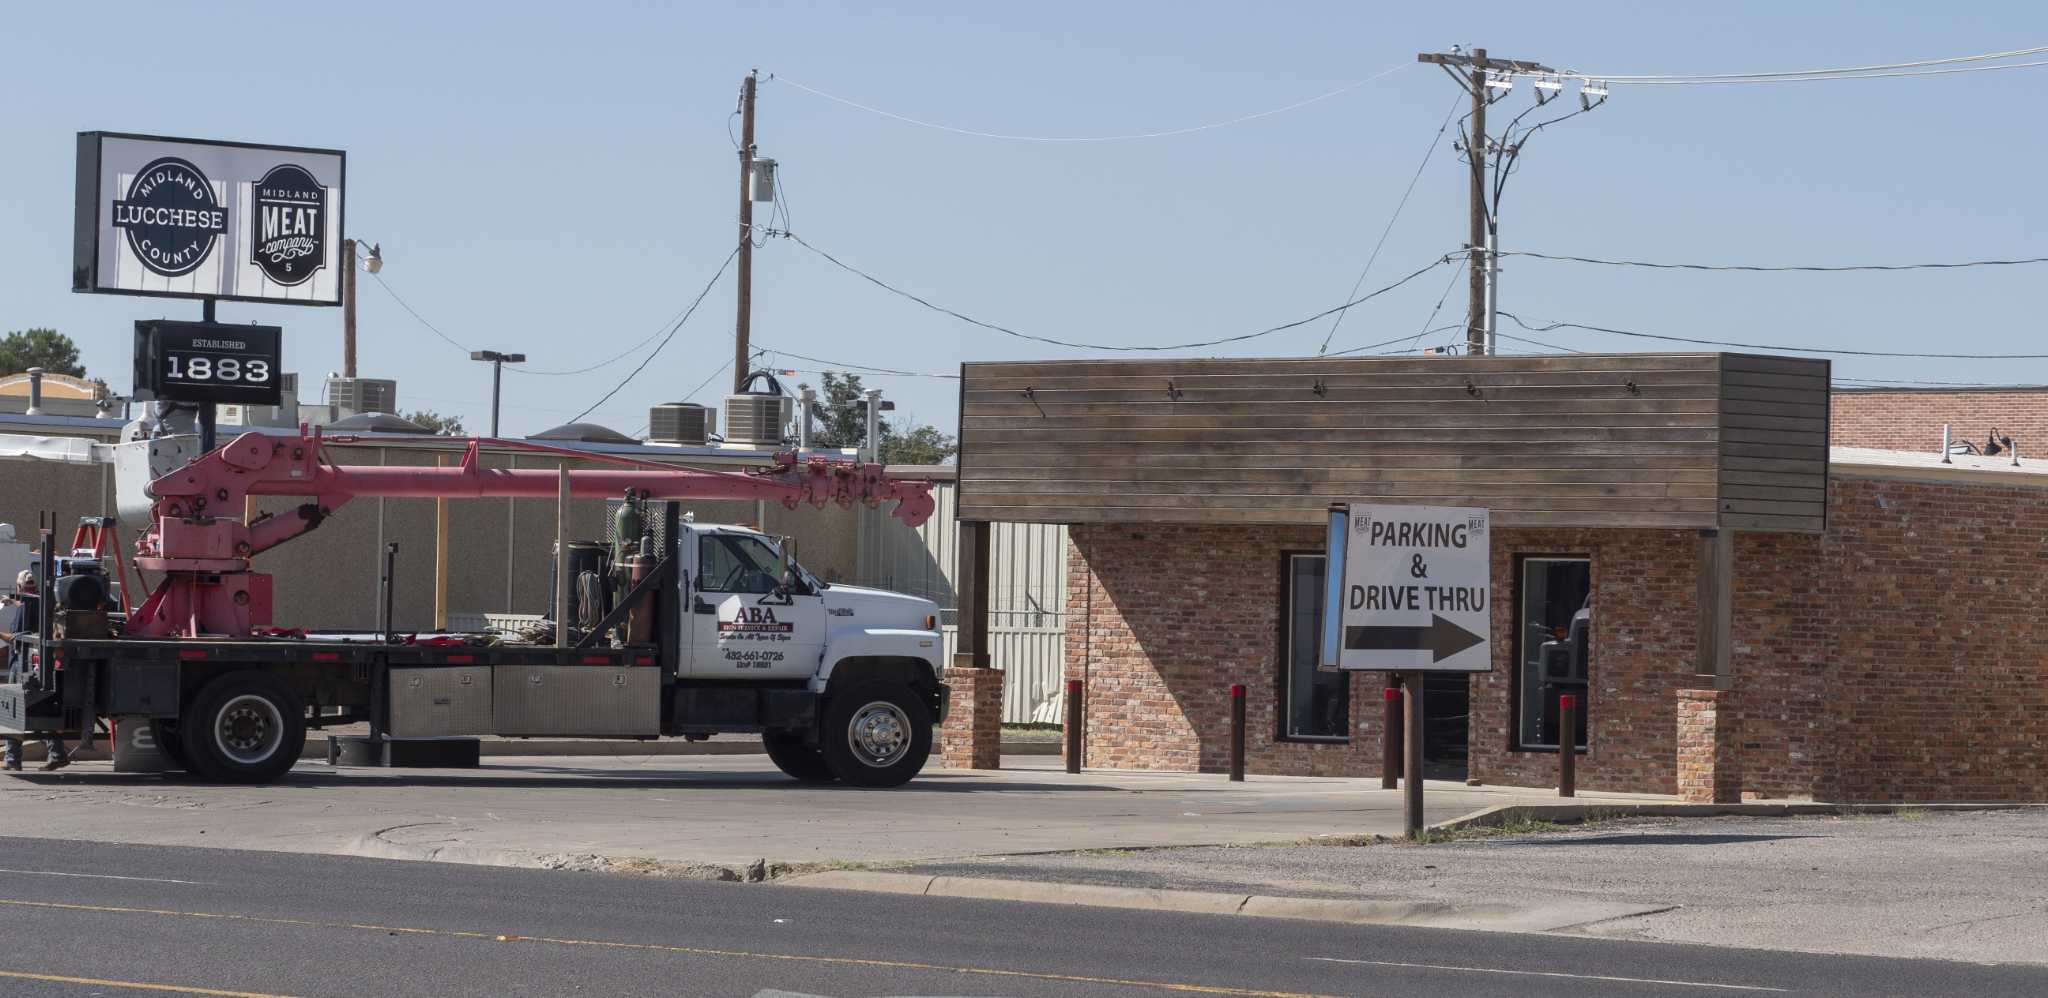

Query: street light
<box><xmin>470</xmin><ymin>350</ymin><xmax>526</xmax><ymax>438</ymax></box>
<box><xmin>341</xmin><ymin>238</ymin><xmax>383</xmax><ymax>378</ymax></box>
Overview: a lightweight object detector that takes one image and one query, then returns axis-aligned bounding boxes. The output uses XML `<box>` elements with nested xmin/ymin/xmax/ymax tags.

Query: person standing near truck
<box><xmin>1</xmin><ymin>570</ymin><xmax>69</xmax><ymax>772</ymax></box>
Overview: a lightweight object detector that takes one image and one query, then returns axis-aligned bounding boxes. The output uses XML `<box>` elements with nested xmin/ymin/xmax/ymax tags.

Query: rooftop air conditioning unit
<box><xmin>325</xmin><ymin>377</ymin><xmax>397</xmax><ymax>415</ymax></box>
<box><xmin>723</xmin><ymin>371</ymin><xmax>791</xmax><ymax>448</ymax></box>
<box><xmin>648</xmin><ymin>403</ymin><xmax>715</xmax><ymax>445</ymax></box>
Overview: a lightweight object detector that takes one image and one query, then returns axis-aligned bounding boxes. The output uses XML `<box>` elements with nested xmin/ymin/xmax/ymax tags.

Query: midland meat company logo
<box><xmin>111</xmin><ymin>157</ymin><xmax>226</xmax><ymax>277</ymax></box>
<box><xmin>250</xmin><ymin>163</ymin><xmax>328</xmax><ymax>286</ymax></box>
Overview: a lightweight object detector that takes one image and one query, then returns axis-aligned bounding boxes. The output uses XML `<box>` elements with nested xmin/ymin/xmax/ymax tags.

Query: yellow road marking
<box><xmin>0</xmin><ymin>897</ymin><xmax>1345</xmax><ymax>998</ymax></box>
<box><xmin>0</xmin><ymin>968</ymin><xmax>304</xmax><ymax>997</ymax></box>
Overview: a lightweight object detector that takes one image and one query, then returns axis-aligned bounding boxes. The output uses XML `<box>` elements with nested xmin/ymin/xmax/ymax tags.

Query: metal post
<box><xmin>1382</xmin><ymin>682</ymin><xmax>1402</xmax><ymax>790</ymax></box>
<box><xmin>489</xmin><ymin>358</ymin><xmax>504</xmax><ymax>438</ymax></box>
<box><xmin>1064</xmin><ymin>678</ymin><xmax>1083</xmax><ymax>774</ymax></box>
<box><xmin>734</xmin><ymin>70</ymin><xmax>757</xmax><ymax>395</ymax></box>
<box><xmin>556</xmin><ymin>465</ymin><xmax>571</xmax><ymax>648</ymax></box>
<box><xmin>22</xmin><ymin>368</ymin><xmax>42</xmax><ymax>416</ymax></box>
<box><xmin>432</xmin><ymin>457</ymin><xmax>448</xmax><ymax>631</ymax></box>
<box><xmin>198</xmin><ymin>299</ymin><xmax>218</xmax><ymax>453</ymax></box>
<box><xmin>378</xmin><ymin>542</ymin><xmax>398</xmax><ymax>641</ymax></box>
<box><xmin>797</xmin><ymin>387</ymin><xmax>815</xmax><ymax>451</ymax></box>
<box><xmin>1483</xmin><ymin>226</ymin><xmax>1499</xmax><ymax>356</ymax></box>
<box><xmin>1403</xmin><ymin>670</ymin><xmax>1425</xmax><ymax>838</ymax></box>
<box><xmin>1558</xmin><ymin>694</ymin><xmax>1577</xmax><ymax>798</ymax></box>
<box><xmin>863</xmin><ymin>389</ymin><xmax>883</xmax><ymax>463</ymax></box>
<box><xmin>1228</xmin><ymin>683</ymin><xmax>1246</xmax><ymax>782</ymax></box>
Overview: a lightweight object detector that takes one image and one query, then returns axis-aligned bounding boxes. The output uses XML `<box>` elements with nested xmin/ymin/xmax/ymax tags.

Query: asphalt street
<box><xmin>0</xmin><ymin>837</ymin><xmax>2040</xmax><ymax>997</ymax></box>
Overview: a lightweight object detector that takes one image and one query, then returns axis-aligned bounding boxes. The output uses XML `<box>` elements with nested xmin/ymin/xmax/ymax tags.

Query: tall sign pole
<box><xmin>1323</xmin><ymin>502</ymin><xmax>1493</xmax><ymax>838</ymax></box>
<box><xmin>733</xmin><ymin>70</ymin><xmax>758</xmax><ymax>394</ymax></box>
<box><xmin>341</xmin><ymin>238</ymin><xmax>358</xmax><ymax>378</ymax></box>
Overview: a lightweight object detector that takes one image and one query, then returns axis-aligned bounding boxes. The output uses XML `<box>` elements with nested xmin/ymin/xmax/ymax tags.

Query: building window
<box><xmin>1514</xmin><ymin>557</ymin><xmax>1592</xmax><ymax>751</ymax></box>
<box><xmin>1281</xmin><ymin>553</ymin><xmax>1348</xmax><ymax>741</ymax></box>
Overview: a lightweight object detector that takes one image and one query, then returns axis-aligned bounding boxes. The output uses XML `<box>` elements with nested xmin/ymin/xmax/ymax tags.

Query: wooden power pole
<box><xmin>734</xmin><ymin>70</ymin><xmax>758</xmax><ymax>394</ymax></box>
<box><xmin>1416</xmin><ymin>49</ymin><xmax>1554</xmax><ymax>356</ymax></box>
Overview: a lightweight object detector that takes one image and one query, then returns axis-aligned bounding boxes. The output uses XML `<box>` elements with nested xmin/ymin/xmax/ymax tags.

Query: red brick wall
<box><xmin>1831</xmin><ymin>389</ymin><xmax>2048</xmax><ymax>452</ymax></box>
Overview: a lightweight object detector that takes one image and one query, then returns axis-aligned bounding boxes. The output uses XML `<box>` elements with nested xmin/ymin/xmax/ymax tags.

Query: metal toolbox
<box><xmin>388</xmin><ymin>667</ymin><xmax>494</xmax><ymax>738</ymax></box>
<box><xmin>492</xmin><ymin>665</ymin><xmax>659</xmax><ymax>737</ymax></box>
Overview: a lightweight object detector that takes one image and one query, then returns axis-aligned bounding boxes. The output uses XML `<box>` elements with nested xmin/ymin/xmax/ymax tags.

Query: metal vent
<box><xmin>324</xmin><ymin>377</ymin><xmax>397</xmax><ymax>414</ymax></box>
<box><xmin>723</xmin><ymin>394</ymin><xmax>791</xmax><ymax>448</ymax></box>
<box><xmin>649</xmin><ymin>403</ymin><xmax>715</xmax><ymax>445</ymax></box>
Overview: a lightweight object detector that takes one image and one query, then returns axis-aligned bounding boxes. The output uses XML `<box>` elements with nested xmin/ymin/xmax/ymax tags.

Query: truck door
<box><xmin>685</xmin><ymin>530</ymin><xmax>824</xmax><ymax>681</ymax></box>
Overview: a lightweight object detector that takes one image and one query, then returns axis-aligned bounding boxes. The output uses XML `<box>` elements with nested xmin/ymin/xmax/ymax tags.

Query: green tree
<box><xmin>802</xmin><ymin>371</ymin><xmax>956</xmax><ymax>465</ymax></box>
<box><xmin>0</xmin><ymin>328</ymin><xmax>85</xmax><ymax>377</ymax></box>
<box><xmin>404</xmin><ymin>409</ymin><xmax>465</xmax><ymax>435</ymax></box>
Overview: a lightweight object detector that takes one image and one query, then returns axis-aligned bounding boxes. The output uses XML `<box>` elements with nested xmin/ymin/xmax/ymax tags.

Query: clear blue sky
<box><xmin>4</xmin><ymin>2</ymin><xmax>2043</xmax><ymax>438</ymax></box>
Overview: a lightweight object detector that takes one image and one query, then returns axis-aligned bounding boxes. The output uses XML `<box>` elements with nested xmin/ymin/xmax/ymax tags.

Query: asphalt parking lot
<box><xmin>0</xmin><ymin>753</ymin><xmax>1659</xmax><ymax>873</ymax></box>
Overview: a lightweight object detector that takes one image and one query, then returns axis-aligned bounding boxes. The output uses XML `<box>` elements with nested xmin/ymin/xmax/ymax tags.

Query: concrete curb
<box><xmin>779</xmin><ymin>870</ymin><xmax>1664</xmax><ymax>931</ymax></box>
<box><xmin>341</xmin><ymin>826</ymin><xmax>771</xmax><ymax>882</ymax></box>
<box><xmin>1428</xmin><ymin>800</ymin><xmax>2048</xmax><ymax>834</ymax></box>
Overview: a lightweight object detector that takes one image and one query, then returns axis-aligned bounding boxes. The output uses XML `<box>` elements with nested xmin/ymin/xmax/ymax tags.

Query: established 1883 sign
<box><xmin>132</xmin><ymin>321</ymin><xmax>284</xmax><ymax>406</ymax></box>
<box><xmin>1320</xmin><ymin>502</ymin><xmax>1492</xmax><ymax>673</ymax></box>
<box><xmin>75</xmin><ymin>132</ymin><xmax>346</xmax><ymax>306</ymax></box>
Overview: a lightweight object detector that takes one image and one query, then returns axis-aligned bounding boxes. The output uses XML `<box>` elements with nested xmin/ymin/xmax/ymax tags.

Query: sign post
<box><xmin>1321</xmin><ymin>502</ymin><xmax>1493</xmax><ymax>838</ymax></box>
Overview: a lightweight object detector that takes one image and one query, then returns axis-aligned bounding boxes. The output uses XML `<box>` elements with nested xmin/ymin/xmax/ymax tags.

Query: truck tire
<box><xmin>819</xmin><ymin>682</ymin><xmax>932</xmax><ymax>788</ymax></box>
<box><xmin>179</xmin><ymin>672</ymin><xmax>306</xmax><ymax>784</ymax></box>
<box><xmin>762</xmin><ymin>731</ymin><xmax>836</xmax><ymax>783</ymax></box>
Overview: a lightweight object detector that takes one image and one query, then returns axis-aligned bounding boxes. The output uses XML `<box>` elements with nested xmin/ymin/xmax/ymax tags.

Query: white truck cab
<box><xmin>676</xmin><ymin>522</ymin><xmax>947</xmax><ymax>785</ymax></box>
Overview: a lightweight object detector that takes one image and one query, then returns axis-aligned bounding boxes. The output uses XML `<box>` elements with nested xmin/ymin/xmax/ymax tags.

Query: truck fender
<box><xmin>809</xmin><ymin>629</ymin><xmax>943</xmax><ymax>693</ymax></box>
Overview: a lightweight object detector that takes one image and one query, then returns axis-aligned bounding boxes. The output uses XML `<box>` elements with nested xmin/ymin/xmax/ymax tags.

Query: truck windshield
<box><xmin>698</xmin><ymin>534</ymin><xmax>785</xmax><ymax>594</ymax></box>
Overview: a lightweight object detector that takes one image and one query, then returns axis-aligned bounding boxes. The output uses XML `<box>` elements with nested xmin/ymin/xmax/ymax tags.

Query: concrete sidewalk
<box><xmin>0</xmin><ymin>754</ymin><xmax>1658</xmax><ymax>874</ymax></box>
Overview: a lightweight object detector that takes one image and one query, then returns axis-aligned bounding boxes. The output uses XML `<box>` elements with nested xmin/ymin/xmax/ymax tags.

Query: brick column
<box><xmin>940</xmin><ymin>667</ymin><xmax>1004</xmax><ymax>769</ymax></box>
<box><xmin>1676</xmin><ymin>689</ymin><xmax>1739</xmax><ymax>803</ymax></box>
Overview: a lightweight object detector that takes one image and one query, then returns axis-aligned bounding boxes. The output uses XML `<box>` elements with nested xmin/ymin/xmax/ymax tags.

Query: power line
<box><xmin>778</xmin><ymin>229</ymin><xmax>1463</xmax><ymax>352</ymax></box>
<box><xmin>367</xmin><ymin>272</ymin><xmax>472</xmax><ymax>354</ymax></box>
<box><xmin>570</xmin><ymin>247</ymin><xmax>740</xmax><ymax>423</ymax></box>
<box><xmin>1500</xmin><ymin>310</ymin><xmax>2048</xmax><ymax>359</ymax></box>
<box><xmin>758</xmin><ymin>345</ymin><xmax>959</xmax><ymax>379</ymax></box>
<box><xmin>767</xmin><ymin>64</ymin><xmax>1408</xmax><ymax>142</ymax></box>
<box><xmin>1318</xmin><ymin>92</ymin><xmax>1463</xmax><ymax>355</ymax></box>
<box><xmin>1504</xmin><ymin>250</ymin><xmax>2048</xmax><ymax>273</ymax></box>
<box><xmin>1494</xmin><ymin>330</ymin><xmax>1583</xmax><ymax>353</ymax></box>
<box><xmin>1324</xmin><ymin>325</ymin><xmax>1466</xmax><ymax>358</ymax></box>
<box><xmin>1523</xmin><ymin>45</ymin><xmax>2048</xmax><ymax>84</ymax></box>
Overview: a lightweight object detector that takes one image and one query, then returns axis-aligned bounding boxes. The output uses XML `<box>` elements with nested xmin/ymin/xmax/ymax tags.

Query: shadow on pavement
<box><xmin>3</xmin><ymin>769</ymin><xmax>1124</xmax><ymax>795</ymax></box>
<box><xmin>1486</xmin><ymin>832</ymin><xmax>1822</xmax><ymax>847</ymax></box>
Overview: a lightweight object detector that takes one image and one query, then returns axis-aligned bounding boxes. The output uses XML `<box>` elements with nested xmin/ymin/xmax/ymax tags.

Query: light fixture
<box><xmin>362</xmin><ymin>242</ymin><xmax>383</xmax><ymax>274</ymax></box>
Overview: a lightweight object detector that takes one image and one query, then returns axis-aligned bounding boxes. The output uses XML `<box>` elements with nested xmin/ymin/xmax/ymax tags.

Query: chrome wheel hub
<box><xmin>847</xmin><ymin>701</ymin><xmax>911</xmax><ymax>768</ymax></box>
<box><xmin>216</xmin><ymin>694</ymin><xmax>284</xmax><ymax>765</ymax></box>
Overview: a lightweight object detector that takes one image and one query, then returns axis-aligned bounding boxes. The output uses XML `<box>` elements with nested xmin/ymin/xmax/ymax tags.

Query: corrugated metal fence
<box><xmin>858</xmin><ymin>480</ymin><xmax>1067</xmax><ymax>724</ymax></box>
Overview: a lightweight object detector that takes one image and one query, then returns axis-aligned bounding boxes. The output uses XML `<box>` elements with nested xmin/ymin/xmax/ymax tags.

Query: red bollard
<box><xmin>1064</xmin><ymin>678</ymin><xmax>1084</xmax><ymax>774</ymax></box>
<box><xmin>1558</xmin><ymin>694</ymin><xmax>1577</xmax><ymax>798</ymax></box>
<box><xmin>1228</xmin><ymin>684</ymin><xmax>1246</xmax><ymax>782</ymax></box>
<box><xmin>1382</xmin><ymin>684</ymin><xmax>1402</xmax><ymax>789</ymax></box>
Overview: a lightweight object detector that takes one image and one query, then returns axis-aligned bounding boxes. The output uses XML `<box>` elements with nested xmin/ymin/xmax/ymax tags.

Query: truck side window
<box><xmin>698</xmin><ymin>535</ymin><xmax>783</xmax><ymax>595</ymax></box>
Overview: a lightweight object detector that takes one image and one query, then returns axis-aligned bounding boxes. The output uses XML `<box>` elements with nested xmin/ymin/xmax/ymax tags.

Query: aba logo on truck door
<box><xmin>112</xmin><ymin>157</ymin><xmax>226</xmax><ymax>277</ymax></box>
<box><xmin>719</xmin><ymin>605</ymin><xmax>794</xmax><ymax>636</ymax></box>
<box><xmin>250</xmin><ymin>164</ymin><xmax>329</xmax><ymax>286</ymax></box>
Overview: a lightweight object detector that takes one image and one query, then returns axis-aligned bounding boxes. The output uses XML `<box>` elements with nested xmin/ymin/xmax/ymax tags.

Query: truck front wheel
<box><xmin>820</xmin><ymin>682</ymin><xmax>932</xmax><ymax>788</ymax></box>
<box><xmin>180</xmin><ymin>672</ymin><xmax>306</xmax><ymax>784</ymax></box>
<box><xmin>762</xmin><ymin>731</ymin><xmax>837</xmax><ymax>783</ymax></box>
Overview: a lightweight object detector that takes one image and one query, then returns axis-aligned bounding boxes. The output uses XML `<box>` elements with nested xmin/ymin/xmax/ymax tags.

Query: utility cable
<box><xmin>1502</xmin><ymin>250</ymin><xmax>2048</xmax><ymax>273</ymax></box>
<box><xmin>1500</xmin><ymin>311</ymin><xmax>2048</xmax><ymax>360</ymax></box>
<box><xmin>1520</xmin><ymin>45</ymin><xmax>2048</xmax><ymax>84</ymax></box>
<box><xmin>1324</xmin><ymin>325</ymin><xmax>1465</xmax><ymax>358</ymax></box>
<box><xmin>1318</xmin><ymin>92</ymin><xmax>1463</xmax><ymax>354</ymax></box>
<box><xmin>779</xmin><ymin>229</ymin><xmax>1463</xmax><ymax>352</ymax></box>
<box><xmin>570</xmin><ymin>247</ymin><xmax>740</xmax><ymax>422</ymax></box>
<box><xmin>368</xmin><ymin>272</ymin><xmax>473</xmax><ymax>354</ymax></box>
<box><xmin>767</xmin><ymin>64</ymin><xmax>1408</xmax><ymax>142</ymax></box>
<box><xmin>759</xmin><ymin>345</ymin><xmax>959</xmax><ymax>379</ymax></box>
<box><xmin>1493</xmin><ymin>330</ymin><xmax>1583</xmax><ymax>353</ymax></box>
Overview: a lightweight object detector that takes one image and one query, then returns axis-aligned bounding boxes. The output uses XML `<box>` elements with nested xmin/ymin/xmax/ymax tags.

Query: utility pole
<box><xmin>734</xmin><ymin>69</ymin><xmax>758</xmax><ymax>394</ymax></box>
<box><xmin>1417</xmin><ymin>49</ymin><xmax>1555</xmax><ymax>356</ymax></box>
<box><xmin>342</xmin><ymin>238</ymin><xmax>359</xmax><ymax>378</ymax></box>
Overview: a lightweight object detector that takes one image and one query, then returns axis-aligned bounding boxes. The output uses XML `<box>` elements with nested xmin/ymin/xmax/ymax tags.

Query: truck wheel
<box><xmin>179</xmin><ymin>672</ymin><xmax>306</xmax><ymax>784</ymax></box>
<box><xmin>820</xmin><ymin>682</ymin><xmax>932</xmax><ymax>788</ymax></box>
<box><xmin>762</xmin><ymin>731</ymin><xmax>836</xmax><ymax>783</ymax></box>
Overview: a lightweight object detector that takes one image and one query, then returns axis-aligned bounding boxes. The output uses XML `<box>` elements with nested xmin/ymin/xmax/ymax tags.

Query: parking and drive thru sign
<box><xmin>1319</xmin><ymin>503</ymin><xmax>1492</xmax><ymax>673</ymax></box>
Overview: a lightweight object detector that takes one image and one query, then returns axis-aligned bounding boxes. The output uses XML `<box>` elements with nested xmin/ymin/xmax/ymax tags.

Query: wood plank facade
<box><xmin>957</xmin><ymin>353</ymin><xmax>1829</xmax><ymax>532</ymax></box>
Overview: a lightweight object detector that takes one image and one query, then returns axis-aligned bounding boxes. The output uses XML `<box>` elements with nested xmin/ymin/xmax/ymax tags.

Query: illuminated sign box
<box><xmin>74</xmin><ymin>132</ymin><xmax>346</xmax><ymax>307</ymax></box>
<box><xmin>133</xmin><ymin>321</ymin><xmax>284</xmax><ymax>405</ymax></box>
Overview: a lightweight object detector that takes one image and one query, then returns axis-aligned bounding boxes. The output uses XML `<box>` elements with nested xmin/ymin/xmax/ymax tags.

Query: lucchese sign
<box><xmin>74</xmin><ymin>132</ymin><xmax>346</xmax><ymax>306</ymax></box>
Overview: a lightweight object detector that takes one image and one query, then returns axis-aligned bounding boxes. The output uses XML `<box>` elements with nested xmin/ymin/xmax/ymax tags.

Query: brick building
<box><xmin>940</xmin><ymin>354</ymin><xmax>2048</xmax><ymax>803</ymax></box>
<box><xmin>1832</xmin><ymin>385</ymin><xmax>2048</xmax><ymax>453</ymax></box>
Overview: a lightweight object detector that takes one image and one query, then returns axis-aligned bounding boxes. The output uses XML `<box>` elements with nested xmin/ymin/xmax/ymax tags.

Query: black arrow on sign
<box><xmin>1344</xmin><ymin>615</ymin><xmax>1485</xmax><ymax>663</ymax></box>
